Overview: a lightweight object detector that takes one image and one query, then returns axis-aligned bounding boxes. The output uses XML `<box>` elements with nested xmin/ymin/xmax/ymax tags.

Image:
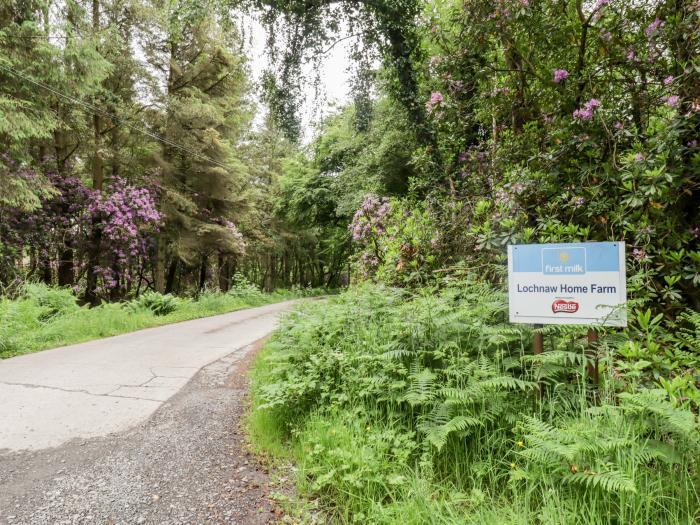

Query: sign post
<box><xmin>508</xmin><ymin>242</ymin><xmax>626</xmax><ymax>386</ymax></box>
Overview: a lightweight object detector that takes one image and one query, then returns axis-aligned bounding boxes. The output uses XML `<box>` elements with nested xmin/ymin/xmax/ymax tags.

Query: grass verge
<box><xmin>0</xmin><ymin>283</ymin><xmax>325</xmax><ymax>359</ymax></box>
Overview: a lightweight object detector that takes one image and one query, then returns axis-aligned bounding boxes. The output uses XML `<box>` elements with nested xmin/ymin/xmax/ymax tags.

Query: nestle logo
<box><xmin>552</xmin><ymin>300</ymin><xmax>579</xmax><ymax>313</ymax></box>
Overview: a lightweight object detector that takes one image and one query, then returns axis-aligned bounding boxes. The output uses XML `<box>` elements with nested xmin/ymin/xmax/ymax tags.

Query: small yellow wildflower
<box><xmin>365</xmin><ymin>426</ymin><xmax>372</xmax><ymax>432</ymax></box>
<box><xmin>516</xmin><ymin>441</ymin><xmax>524</xmax><ymax>448</ymax></box>
<box><xmin>510</xmin><ymin>463</ymin><xmax>516</xmax><ymax>469</ymax></box>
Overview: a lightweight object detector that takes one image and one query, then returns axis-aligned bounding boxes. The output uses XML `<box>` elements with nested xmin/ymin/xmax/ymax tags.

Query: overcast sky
<box><xmin>241</xmin><ymin>14</ymin><xmax>355</xmax><ymax>142</ymax></box>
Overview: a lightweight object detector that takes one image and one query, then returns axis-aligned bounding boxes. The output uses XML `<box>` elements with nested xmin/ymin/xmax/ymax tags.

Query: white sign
<box><xmin>507</xmin><ymin>242</ymin><xmax>627</xmax><ymax>326</ymax></box>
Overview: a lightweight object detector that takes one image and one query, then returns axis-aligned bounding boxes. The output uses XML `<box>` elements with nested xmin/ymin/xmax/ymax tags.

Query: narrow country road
<box><xmin>0</xmin><ymin>300</ymin><xmax>300</xmax><ymax>525</ymax></box>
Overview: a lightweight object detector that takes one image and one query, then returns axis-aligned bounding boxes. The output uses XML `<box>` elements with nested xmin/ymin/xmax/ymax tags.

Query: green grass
<box><xmin>249</xmin><ymin>281</ymin><xmax>700</xmax><ymax>524</ymax></box>
<box><xmin>248</xmin><ymin>341</ymin><xmax>297</xmax><ymax>460</ymax></box>
<box><xmin>0</xmin><ymin>283</ymin><xmax>324</xmax><ymax>359</ymax></box>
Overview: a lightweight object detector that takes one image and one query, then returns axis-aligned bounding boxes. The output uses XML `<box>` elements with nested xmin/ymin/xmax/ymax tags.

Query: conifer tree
<box><xmin>143</xmin><ymin>0</ymin><xmax>252</xmax><ymax>292</ymax></box>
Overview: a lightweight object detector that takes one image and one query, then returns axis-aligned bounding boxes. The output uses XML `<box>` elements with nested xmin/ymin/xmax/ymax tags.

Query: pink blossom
<box><xmin>645</xmin><ymin>18</ymin><xmax>663</xmax><ymax>39</ymax></box>
<box><xmin>632</xmin><ymin>248</ymin><xmax>648</xmax><ymax>261</ymax></box>
<box><xmin>426</xmin><ymin>91</ymin><xmax>444</xmax><ymax>113</ymax></box>
<box><xmin>663</xmin><ymin>75</ymin><xmax>674</xmax><ymax>86</ymax></box>
<box><xmin>663</xmin><ymin>95</ymin><xmax>680</xmax><ymax>107</ymax></box>
<box><xmin>553</xmin><ymin>69</ymin><xmax>569</xmax><ymax>83</ymax></box>
<box><xmin>573</xmin><ymin>98</ymin><xmax>602</xmax><ymax>121</ymax></box>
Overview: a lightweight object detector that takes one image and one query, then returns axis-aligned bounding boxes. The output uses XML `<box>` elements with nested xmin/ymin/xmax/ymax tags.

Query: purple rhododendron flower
<box><xmin>553</xmin><ymin>69</ymin><xmax>569</xmax><ymax>83</ymax></box>
<box><xmin>573</xmin><ymin>99</ymin><xmax>601</xmax><ymax>121</ymax></box>
<box><xmin>426</xmin><ymin>91</ymin><xmax>444</xmax><ymax>113</ymax></box>
<box><xmin>632</xmin><ymin>248</ymin><xmax>648</xmax><ymax>261</ymax></box>
<box><xmin>664</xmin><ymin>95</ymin><xmax>680</xmax><ymax>107</ymax></box>
<box><xmin>645</xmin><ymin>18</ymin><xmax>663</xmax><ymax>38</ymax></box>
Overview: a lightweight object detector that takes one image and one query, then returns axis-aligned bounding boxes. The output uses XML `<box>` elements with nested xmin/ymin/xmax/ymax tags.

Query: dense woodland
<box><xmin>2</xmin><ymin>0</ymin><xmax>700</xmax><ymax>521</ymax></box>
<box><xmin>1</xmin><ymin>0</ymin><xmax>698</xmax><ymax>307</ymax></box>
<box><xmin>0</xmin><ymin>0</ymin><xmax>351</xmax><ymax>302</ymax></box>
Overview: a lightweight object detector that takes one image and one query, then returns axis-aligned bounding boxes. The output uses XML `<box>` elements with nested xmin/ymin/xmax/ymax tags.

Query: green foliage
<box><xmin>226</xmin><ymin>273</ymin><xmax>263</xmax><ymax>297</ymax></box>
<box><xmin>352</xmin><ymin>198</ymin><xmax>442</xmax><ymax>285</ymax></box>
<box><xmin>21</xmin><ymin>282</ymin><xmax>80</xmax><ymax>321</ymax></box>
<box><xmin>130</xmin><ymin>291</ymin><xmax>182</xmax><ymax>316</ymax></box>
<box><xmin>251</xmin><ymin>283</ymin><xmax>700</xmax><ymax>523</ymax></box>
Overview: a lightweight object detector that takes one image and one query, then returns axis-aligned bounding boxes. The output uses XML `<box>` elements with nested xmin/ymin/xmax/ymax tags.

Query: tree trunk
<box><xmin>57</xmin><ymin>245</ymin><xmax>74</xmax><ymax>287</ymax></box>
<box><xmin>218</xmin><ymin>254</ymin><xmax>230</xmax><ymax>292</ymax></box>
<box><xmin>154</xmin><ymin>238</ymin><xmax>166</xmax><ymax>293</ymax></box>
<box><xmin>155</xmin><ymin>39</ymin><xmax>179</xmax><ymax>294</ymax></box>
<box><xmin>165</xmin><ymin>257</ymin><xmax>178</xmax><ymax>294</ymax></box>
<box><xmin>40</xmin><ymin>257</ymin><xmax>52</xmax><ymax>285</ymax></box>
<box><xmin>84</xmin><ymin>0</ymin><xmax>104</xmax><ymax>306</ymax></box>
<box><xmin>198</xmin><ymin>255</ymin><xmax>208</xmax><ymax>292</ymax></box>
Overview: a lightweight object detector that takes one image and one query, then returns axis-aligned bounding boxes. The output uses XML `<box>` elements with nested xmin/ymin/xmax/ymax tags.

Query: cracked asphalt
<box><xmin>0</xmin><ymin>300</ymin><xmax>298</xmax><ymax>452</ymax></box>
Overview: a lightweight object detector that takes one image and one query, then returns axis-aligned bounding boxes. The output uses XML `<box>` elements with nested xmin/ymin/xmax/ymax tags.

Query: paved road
<box><xmin>0</xmin><ymin>300</ymin><xmax>298</xmax><ymax>452</ymax></box>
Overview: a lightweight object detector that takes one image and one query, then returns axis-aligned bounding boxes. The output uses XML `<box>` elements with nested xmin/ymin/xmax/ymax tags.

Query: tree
<box><xmin>143</xmin><ymin>0</ymin><xmax>251</xmax><ymax>293</ymax></box>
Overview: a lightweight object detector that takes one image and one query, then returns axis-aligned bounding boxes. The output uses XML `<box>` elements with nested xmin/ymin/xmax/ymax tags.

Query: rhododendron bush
<box><xmin>85</xmin><ymin>177</ymin><xmax>161</xmax><ymax>294</ymax></box>
<box><xmin>350</xmin><ymin>0</ymin><xmax>699</xmax><ymax>316</ymax></box>
<box><xmin>0</xmin><ymin>163</ymin><xmax>160</xmax><ymax>299</ymax></box>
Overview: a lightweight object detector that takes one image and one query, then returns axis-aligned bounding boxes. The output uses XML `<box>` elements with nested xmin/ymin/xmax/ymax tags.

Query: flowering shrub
<box><xmin>86</xmin><ymin>177</ymin><xmax>161</xmax><ymax>291</ymax></box>
<box><xmin>350</xmin><ymin>196</ymin><xmax>439</xmax><ymax>285</ymax></box>
<box><xmin>0</xmin><ymin>161</ymin><xmax>161</xmax><ymax>298</ymax></box>
<box><xmin>348</xmin><ymin>195</ymin><xmax>391</xmax><ymax>278</ymax></box>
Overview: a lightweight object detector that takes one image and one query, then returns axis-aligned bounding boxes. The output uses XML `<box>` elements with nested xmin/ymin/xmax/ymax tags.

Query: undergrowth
<box><xmin>250</xmin><ymin>281</ymin><xmax>700</xmax><ymax>524</ymax></box>
<box><xmin>0</xmin><ymin>281</ymin><xmax>325</xmax><ymax>359</ymax></box>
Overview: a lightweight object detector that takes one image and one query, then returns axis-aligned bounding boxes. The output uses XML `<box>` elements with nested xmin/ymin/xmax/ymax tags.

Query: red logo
<box><xmin>552</xmin><ymin>300</ymin><xmax>579</xmax><ymax>313</ymax></box>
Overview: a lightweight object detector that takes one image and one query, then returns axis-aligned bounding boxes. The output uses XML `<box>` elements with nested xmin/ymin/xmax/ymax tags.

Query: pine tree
<box><xmin>143</xmin><ymin>0</ymin><xmax>252</xmax><ymax>292</ymax></box>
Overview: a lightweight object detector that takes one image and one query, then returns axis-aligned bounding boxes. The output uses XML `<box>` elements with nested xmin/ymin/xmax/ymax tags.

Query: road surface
<box><xmin>0</xmin><ymin>300</ymin><xmax>298</xmax><ymax>452</ymax></box>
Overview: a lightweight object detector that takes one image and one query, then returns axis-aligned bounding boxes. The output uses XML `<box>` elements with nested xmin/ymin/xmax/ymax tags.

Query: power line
<box><xmin>0</xmin><ymin>62</ymin><xmax>233</xmax><ymax>171</ymax></box>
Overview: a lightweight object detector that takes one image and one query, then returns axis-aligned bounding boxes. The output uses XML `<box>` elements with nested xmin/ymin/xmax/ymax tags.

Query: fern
<box><xmin>563</xmin><ymin>470</ymin><xmax>637</xmax><ymax>494</ymax></box>
<box><xmin>478</xmin><ymin>375</ymin><xmax>539</xmax><ymax>392</ymax></box>
<box><xmin>618</xmin><ymin>390</ymin><xmax>700</xmax><ymax>445</ymax></box>
<box><xmin>421</xmin><ymin>414</ymin><xmax>484</xmax><ymax>451</ymax></box>
<box><xmin>403</xmin><ymin>365</ymin><xmax>436</xmax><ymax>407</ymax></box>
